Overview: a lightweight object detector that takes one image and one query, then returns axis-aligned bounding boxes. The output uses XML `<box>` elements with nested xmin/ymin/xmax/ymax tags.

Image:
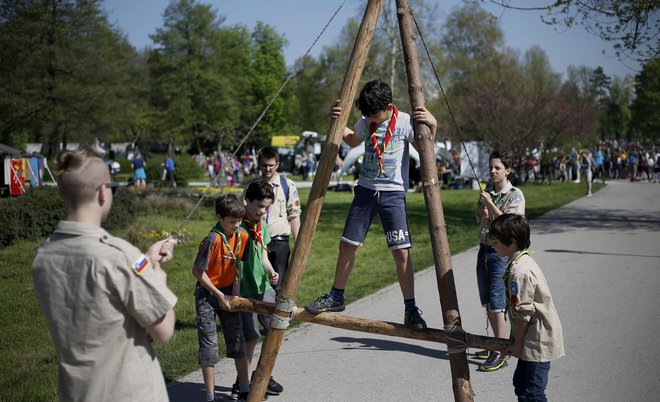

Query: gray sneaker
<box><xmin>304</xmin><ymin>293</ymin><xmax>345</xmax><ymax>314</ymax></box>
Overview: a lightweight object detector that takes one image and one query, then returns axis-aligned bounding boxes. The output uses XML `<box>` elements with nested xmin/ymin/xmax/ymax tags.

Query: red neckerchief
<box><xmin>243</xmin><ymin>214</ymin><xmax>267</xmax><ymax>252</ymax></box>
<box><xmin>368</xmin><ymin>104</ymin><xmax>398</xmax><ymax>175</ymax></box>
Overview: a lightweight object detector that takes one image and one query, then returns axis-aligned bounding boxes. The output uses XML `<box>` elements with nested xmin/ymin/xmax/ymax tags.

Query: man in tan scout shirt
<box><xmin>257</xmin><ymin>146</ymin><xmax>301</xmax><ymax>292</ymax></box>
<box><xmin>32</xmin><ymin>147</ymin><xmax>177</xmax><ymax>402</ymax></box>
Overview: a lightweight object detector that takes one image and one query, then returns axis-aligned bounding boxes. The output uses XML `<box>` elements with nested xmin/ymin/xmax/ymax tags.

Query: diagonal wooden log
<box><xmin>395</xmin><ymin>0</ymin><xmax>474</xmax><ymax>400</ymax></box>
<box><xmin>231</xmin><ymin>297</ymin><xmax>513</xmax><ymax>352</ymax></box>
<box><xmin>248</xmin><ymin>1</ymin><xmax>385</xmax><ymax>400</ymax></box>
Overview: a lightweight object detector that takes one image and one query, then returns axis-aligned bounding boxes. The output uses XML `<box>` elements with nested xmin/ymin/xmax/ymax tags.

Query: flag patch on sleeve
<box><xmin>132</xmin><ymin>255</ymin><xmax>150</xmax><ymax>276</ymax></box>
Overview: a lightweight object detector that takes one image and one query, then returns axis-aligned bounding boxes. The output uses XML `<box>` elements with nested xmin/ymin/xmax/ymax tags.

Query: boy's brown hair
<box><xmin>489</xmin><ymin>213</ymin><xmax>531</xmax><ymax>249</ymax></box>
<box><xmin>215</xmin><ymin>193</ymin><xmax>245</xmax><ymax>218</ymax></box>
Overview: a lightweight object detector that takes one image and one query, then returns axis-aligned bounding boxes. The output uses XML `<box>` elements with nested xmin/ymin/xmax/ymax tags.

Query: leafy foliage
<box><xmin>631</xmin><ymin>58</ymin><xmax>660</xmax><ymax>138</ymax></box>
<box><xmin>0</xmin><ymin>187</ymin><xmax>64</xmax><ymax>247</ymax></box>
<box><xmin>0</xmin><ymin>0</ymin><xmax>145</xmax><ymax>157</ymax></box>
<box><xmin>0</xmin><ymin>185</ymin><xmax>136</xmax><ymax>248</ymax></box>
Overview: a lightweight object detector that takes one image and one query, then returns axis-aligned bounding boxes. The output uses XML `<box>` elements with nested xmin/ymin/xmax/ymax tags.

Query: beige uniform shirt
<box><xmin>32</xmin><ymin>221</ymin><xmax>177</xmax><ymax>402</ymax></box>
<box><xmin>476</xmin><ymin>181</ymin><xmax>525</xmax><ymax>244</ymax></box>
<box><xmin>265</xmin><ymin>173</ymin><xmax>302</xmax><ymax>237</ymax></box>
<box><xmin>506</xmin><ymin>252</ymin><xmax>565</xmax><ymax>362</ymax></box>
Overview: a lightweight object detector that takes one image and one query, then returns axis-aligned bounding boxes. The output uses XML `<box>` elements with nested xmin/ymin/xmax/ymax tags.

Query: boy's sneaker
<box><xmin>477</xmin><ymin>352</ymin><xmax>509</xmax><ymax>372</ymax></box>
<box><xmin>474</xmin><ymin>349</ymin><xmax>490</xmax><ymax>360</ymax></box>
<box><xmin>305</xmin><ymin>293</ymin><xmax>345</xmax><ymax>314</ymax></box>
<box><xmin>237</xmin><ymin>392</ymin><xmax>268</xmax><ymax>401</ymax></box>
<box><xmin>231</xmin><ymin>379</ymin><xmax>240</xmax><ymax>400</ymax></box>
<box><xmin>266</xmin><ymin>377</ymin><xmax>284</xmax><ymax>395</ymax></box>
<box><xmin>404</xmin><ymin>307</ymin><xmax>427</xmax><ymax>330</ymax></box>
<box><xmin>251</xmin><ymin>371</ymin><xmax>284</xmax><ymax>395</ymax></box>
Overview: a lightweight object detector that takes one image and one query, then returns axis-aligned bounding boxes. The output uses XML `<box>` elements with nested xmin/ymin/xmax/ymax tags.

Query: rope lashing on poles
<box><xmin>173</xmin><ymin>0</ymin><xmax>346</xmax><ymax>237</ymax></box>
<box><xmin>444</xmin><ymin>325</ymin><xmax>469</xmax><ymax>354</ymax></box>
<box><xmin>269</xmin><ymin>292</ymin><xmax>298</xmax><ymax>330</ymax></box>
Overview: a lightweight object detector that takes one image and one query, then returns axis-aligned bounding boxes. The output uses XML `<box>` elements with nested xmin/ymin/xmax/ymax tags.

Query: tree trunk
<box><xmin>396</xmin><ymin>1</ymin><xmax>474</xmax><ymax>400</ymax></box>
<box><xmin>247</xmin><ymin>1</ymin><xmax>384</xmax><ymax>400</ymax></box>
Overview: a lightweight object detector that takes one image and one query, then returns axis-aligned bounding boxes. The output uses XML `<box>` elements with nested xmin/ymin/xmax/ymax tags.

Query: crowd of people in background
<box><xmin>519</xmin><ymin>139</ymin><xmax>659</xmax><ymax>187</ymax></box>
<box><xmin>193</xmin><ymin>150</ymin><xmax>259</xmax><ymax>188</ymax></box>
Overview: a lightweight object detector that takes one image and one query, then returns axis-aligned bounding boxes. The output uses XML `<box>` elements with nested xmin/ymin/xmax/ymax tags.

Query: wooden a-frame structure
<box><xmin>229</xmin><ymin>1</ymin><xmax>512</xmax><ymax>400</ymax></box>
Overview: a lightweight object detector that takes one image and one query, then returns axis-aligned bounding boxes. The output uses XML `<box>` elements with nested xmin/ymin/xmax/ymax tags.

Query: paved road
<box><xmin>168</xmin><ymin>180</ymin><xmax>660</xmax><ymax>402</ymax></box>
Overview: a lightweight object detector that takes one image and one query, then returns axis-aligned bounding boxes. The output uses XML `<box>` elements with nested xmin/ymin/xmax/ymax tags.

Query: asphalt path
<box><xmin>168</xmin><ymin>180</ymin><xmax>660</xmax><ymax>401</ymax></box>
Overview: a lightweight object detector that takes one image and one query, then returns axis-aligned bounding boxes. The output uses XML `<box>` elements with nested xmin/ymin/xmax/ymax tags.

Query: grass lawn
<box><xmin>0</xmin><ymin>181</ymin><xmax>603</xmax><ymax>401</ymax></box>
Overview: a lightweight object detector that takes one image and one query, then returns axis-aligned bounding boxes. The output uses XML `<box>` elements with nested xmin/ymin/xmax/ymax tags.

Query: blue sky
<box><xmin>102</xmin><ymin>0</ymin><xmax>641</xmax><ymax>79</ymax></box>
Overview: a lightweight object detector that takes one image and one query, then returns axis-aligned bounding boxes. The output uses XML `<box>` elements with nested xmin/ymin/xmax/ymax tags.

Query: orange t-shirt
<box><xmin>194</xmin><ymin>228</ymin><xmax>249</xmax><ymax>288</ymax></box>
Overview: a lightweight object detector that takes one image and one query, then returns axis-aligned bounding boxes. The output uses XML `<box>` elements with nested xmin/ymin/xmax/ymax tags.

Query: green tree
<box><xmin>244</xmin><ymin>21</ymin><xmax>294</xmax><ymax>147</ymax></box>
<box><xmin>441</xmin><ymin>0</ymin><xmax>504</xmax><ymax>88</ymax></box>
<box><xmin>0</xmin><ymin>0</ymin><xmax>142</xmax><ymax>157</ymax></box>
<box><xmin>148</xmin><ymin>0</ymin><xmax>252</xmax><ymax>153</ymax></box>
<box><xmin>601</xmin><ymin>75</ymin><xmax>634</xmax><ymax>140</ymax></box>
<box><xmin>631</xmin><ymin>58</ymin><xmax>660</xmax><ymax>139</ymax></box>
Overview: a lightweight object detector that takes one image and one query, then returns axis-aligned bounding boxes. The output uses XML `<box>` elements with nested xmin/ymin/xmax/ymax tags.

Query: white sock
<box><xmin>206</xmin><ymin>393</ymin><xmax>215</xmax><ymax>401</ymax></box>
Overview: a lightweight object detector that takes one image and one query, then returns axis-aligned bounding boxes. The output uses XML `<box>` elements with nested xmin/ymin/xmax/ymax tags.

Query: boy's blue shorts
<box><xmin>476</xmin><ymin>244</ymin><xmax>508</xmax><ymax>312</ymax></box>
<box><xmin>341</xmin><ymin>185</ymin><xmax>412</xmax><ymax>251</ymax></box>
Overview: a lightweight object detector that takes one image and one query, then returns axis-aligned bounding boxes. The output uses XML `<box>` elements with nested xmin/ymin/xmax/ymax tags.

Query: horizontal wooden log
<box><xmin>229</xmin><ymin>297</ymin><xmax>512</xmax><ymax>352</ymax></box>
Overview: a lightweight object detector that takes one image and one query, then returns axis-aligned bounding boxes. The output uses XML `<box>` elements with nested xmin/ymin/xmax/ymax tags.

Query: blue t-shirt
<box><xmin>165</xmin><ymin>157</ymin><xmax>175</xmax><ymax>172</ymax></box>
<box><xmin>133</xmin><ymin>157</ymin><xmax>145</xmax><ymax>169</ymax></box>
<box><xmin>594</xmin><ymin>150</ymin><xmax>603</xmax><ymax>166</ymax></box>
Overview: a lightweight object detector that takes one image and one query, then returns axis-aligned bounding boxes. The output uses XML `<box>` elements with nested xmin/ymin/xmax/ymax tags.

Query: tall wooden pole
<box><xmin>395</xmin><ymin>1</ymin><xmax>474</xmax><ymax>400</ymax></box>
<box><xmin>248</xmin><ymin>1</ymin><xmax>384</xmax><ymax>400</ymax></box>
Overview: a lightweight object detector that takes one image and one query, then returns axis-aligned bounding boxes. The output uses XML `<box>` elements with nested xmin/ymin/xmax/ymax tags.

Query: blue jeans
<box><xmin>513</xmin><ymin>360</ymin><xmax>551</xmax><ymax>402</ymax></box>
<box><xmin>476</xmin><ymin>244</ymin><xmax>508</xmax><ymax>312</ymax></box>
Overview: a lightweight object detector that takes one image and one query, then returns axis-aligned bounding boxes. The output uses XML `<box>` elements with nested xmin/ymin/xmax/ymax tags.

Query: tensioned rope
<box><xmin>408</xmin><ymin>7</ymin><xmax>482</xmax><ymax>349</ymax></box>
<box><xmin>173</xmin><ymin>0</ymin><xmax>346</xmax><ymax>237</ymax></box>
<box><xmin>410</xmin><ymin>11</ymin><xmax>483</xmax><ymax>191</ymax></box>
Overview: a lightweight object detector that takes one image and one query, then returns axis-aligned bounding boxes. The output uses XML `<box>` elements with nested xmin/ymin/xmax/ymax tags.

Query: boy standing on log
<box><xmin>305</xmin><ymin>79</ymin><xmax>437</xmax><ymax>330</ymax></box>
<box><xmin>489</xmin><ymin>214</ymin><xmax>564</xmax><ymax>401</ymax></box>
<box><xmin>192</xmin><ymin>194</ymin><xmax>251</xmax><ymax>402</ymax></box>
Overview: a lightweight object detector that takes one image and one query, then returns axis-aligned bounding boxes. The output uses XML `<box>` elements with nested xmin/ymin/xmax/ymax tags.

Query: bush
<box><xmin>103</xmin><ymin>188</ymin><xmax>136</xmax><ymax>230</ymax></box>
<box><xmin>146</xmin><ymin>155</ymin><xmax>203</xmax><ymax>187</ymax></box>
<box><xmin>0</xmin><ymin>186</ymin><xmax>136</xmax><ymax>247</ymax></box>
<box><xmin>116</xmin><ymin>158</ymin><xmax>133</xmax><ymax>174</ymax></box>
<box><xmin>0</xmin><ymin>187</ymin><xmax>65</xmax><ymax>247</ymax></box>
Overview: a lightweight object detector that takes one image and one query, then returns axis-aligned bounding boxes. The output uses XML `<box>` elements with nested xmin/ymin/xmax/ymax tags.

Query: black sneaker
<box><xmin>251</xmin><ymin>371</ymin><xmax>284</xmax><ymax>395</ymax></box>
<box><xmin>477</xmin><ymin>352</ymin><xmax>509</xmax><ymax>372</ymax></box>
<box><xmin>305</xmin><ymin>293</ymin><xmax>345</xmax><ymax>314</ymax></box>
<box><xmin>474</xmin><ymin>349</ymin><xmax>490</xmax><ymax>360</ymax></box>
<box><xmin>237</xmin><ymin>392</ymin><xmax>268</xmax><ymax>401</ymax></box>
<box><xmin>266</xmin><ymin>377</ymin><xmax>283</xmax><ymax>395</ymax></box>
<box><xmin>231</xmin><ymin>379</ymin><xmax>240</xmax><ymax>401</ymax></box>
<box><xmin>404</xmin><ymin>307</ymin><xmax>427</xmax><ymax>330</ymax></box>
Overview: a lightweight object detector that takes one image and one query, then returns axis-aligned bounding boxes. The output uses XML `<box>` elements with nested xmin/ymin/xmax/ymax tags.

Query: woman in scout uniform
<box><xmin>474</xmin><ymin>150</ymin><xmax>526</xmax><ymax>372</ymax></box>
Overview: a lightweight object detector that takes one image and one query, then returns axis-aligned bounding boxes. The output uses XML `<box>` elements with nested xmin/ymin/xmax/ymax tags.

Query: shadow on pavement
<box><xmin>532</xmin><ymin>207</ymin><xmax>660</xmax><ymax>234</ymax></box>
<box><xmin>331</xmin><ymin>336</ymin><xmax>450</xmax><ymax>360</ymax></box>
<box><xmin>168</xmin><ymin>381</ymin><xmax>233</xmax><ymax>402</ymax></box>
<box><xmin>544</xmin><ymin>248</ymin><xmax>660</xmax><ymax>259</ymax></box>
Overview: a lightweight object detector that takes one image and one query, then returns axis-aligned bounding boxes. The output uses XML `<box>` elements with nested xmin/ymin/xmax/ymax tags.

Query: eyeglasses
<box><xmin>260</xmin><ymin>163</ymin><xmax>278</xmax><ymax>170</ymax></box>
<box><xmin>97</xmin><ymin>182</ymin><xmax>119</xmax><ymax>195</ymax></box>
